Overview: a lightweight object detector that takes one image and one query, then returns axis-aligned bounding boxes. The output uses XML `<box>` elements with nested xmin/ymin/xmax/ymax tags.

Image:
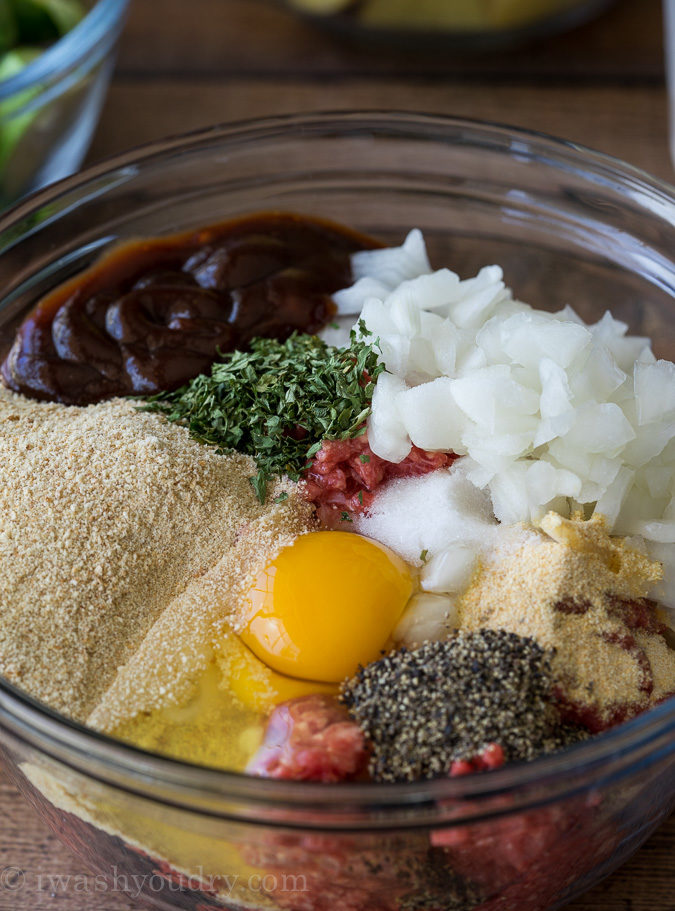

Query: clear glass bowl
<box><xmin>0</xmin><ymin>112</ymin><xmax>674</xmax><ymax>911</ymax></box>
<box><xmin>280</xmin><ymin>0</ymin><xmax>616</xmax><ymax>51</ymax></box>
<box><xmin>0</xmin><ymin>0</ymin><xmax>129</xmax><ymax>208</ymax></box>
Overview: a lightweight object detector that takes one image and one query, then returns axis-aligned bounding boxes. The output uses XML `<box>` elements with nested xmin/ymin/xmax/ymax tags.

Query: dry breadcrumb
<box><xmin>89</xmin><ymin>496</ymin><xmax>317</xmax><ymax>734</ymax></box>
<box><xmin>0</xmin><ymin>388</ymin><xmax>314</xmax><ymax>724</ymax></box>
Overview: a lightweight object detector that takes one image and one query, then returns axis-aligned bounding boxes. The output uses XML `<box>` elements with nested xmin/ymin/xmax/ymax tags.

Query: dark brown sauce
<box><xmin>1</xmin><ymin>213</ymin><xmax>377</xmax><ymax>406</ymax></box>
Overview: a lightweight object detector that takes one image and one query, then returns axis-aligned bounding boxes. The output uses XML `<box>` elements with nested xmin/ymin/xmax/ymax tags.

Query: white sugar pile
<box><xmin>354</xmin><ymin>460</ymin><xmax>539</xmax><ymax>587</ymax></box>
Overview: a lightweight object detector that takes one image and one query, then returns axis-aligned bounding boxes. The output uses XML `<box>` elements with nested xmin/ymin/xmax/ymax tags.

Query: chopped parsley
<box><xmin>359</xmin><ymin>454</ymin><xmax>371</xmax><ymax>464</ymax></box>
<box><xmin>340</xmin><ymin>511</ymin><xmax>353</xmax><ymax>523</ymax></box>
<box><xmin>420</xmin><ymin>549</ymin><xmax>429</xmax><ymax>564</ymax></box>
<box><xmin>139</xmin><ymin>328</ymin><xmax>383</xmax><ymax>501</ymax></box>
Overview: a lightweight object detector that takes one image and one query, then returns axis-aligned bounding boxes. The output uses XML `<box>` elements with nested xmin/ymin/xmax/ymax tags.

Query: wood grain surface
<box><xmin>1</xmin><ymin>1</ymin><xmax>674</xmax><ymax>909</ymax></box>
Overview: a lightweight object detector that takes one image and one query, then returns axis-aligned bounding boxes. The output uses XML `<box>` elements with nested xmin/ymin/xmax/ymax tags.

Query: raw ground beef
<box><xmin>242</xmin><ymin>832</ymin><xmax>482</xmax><ymax>911</ymax></box>
<box><xmin>605</xmin><ymin>594</ymin><xmax>669</xmax><ymax>636</ymax></box>
<box><xmin>449</xmin><ymin>744</ymin><xmax>506</xmax><ymax>778</ymax></box>
<box><xmin>246</xmin><ymin>694</ymin><xmax>369</xmax><ymax>782</ymax></box>
<box><xmin>303</xmin><ymin>433</ymin><xmax>457</xmax><ymax>519</ymax></box>
<box><xmin>248</xmin><ymin>702</ymin><xmax>506</xmax><ymax>787</ymax></box>
<box><xmin>433</xmin><ymin>792</ymin><xmax>618</xmax><ymax>911</ymax></box>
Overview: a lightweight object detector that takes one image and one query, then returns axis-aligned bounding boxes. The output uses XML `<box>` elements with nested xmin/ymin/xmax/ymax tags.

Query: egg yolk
<box><xmin>218</xmin><ymin>634</ymin><xmax>336</xmax><ymax>713</ymax></box>
<box><xmin>240</xmin><ymin>531</ymin><xmax>414</xmax><ymax>683</ymax></box>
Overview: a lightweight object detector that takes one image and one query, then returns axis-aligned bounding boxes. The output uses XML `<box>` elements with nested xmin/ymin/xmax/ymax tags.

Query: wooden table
<box><xmin>1</xmin><ymin>1</ymin><xmax>674</xmax><ymax>909</ymax></box>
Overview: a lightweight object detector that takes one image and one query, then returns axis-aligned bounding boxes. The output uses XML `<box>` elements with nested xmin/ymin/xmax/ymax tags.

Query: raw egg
<box><xmin>218</xmin><ymin>634</ymin><xmax>336</xmax><ymax>713</ymax></box>
<box><xmin>240</xmin><ymin>531</ymin><xmax>414</xmax><ymax>682</ymax></box>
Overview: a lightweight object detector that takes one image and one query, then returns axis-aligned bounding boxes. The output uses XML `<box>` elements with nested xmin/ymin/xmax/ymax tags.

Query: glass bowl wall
<box><xmin>0</xmin><ymin>113</ymin><xmax>674</xmax><ymax>911</ymax></box>
<box><xmin>0</xmin><ymin>0</ymin><xmax>129</xmax><ymax>207</ymax></box>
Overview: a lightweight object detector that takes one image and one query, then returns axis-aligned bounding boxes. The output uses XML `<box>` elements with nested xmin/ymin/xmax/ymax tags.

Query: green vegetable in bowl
<box><xmin>0</xmin><ymin>0</ymin><xmax>87</xmax><ymax>204</ymax></box>
<box><xmin>0</xmin><ymin>46</ymin><xmax>42</xmax><ymax>171</ymax></box>
<box><xmin>1</xmin><ymin>0</ymin><xmax>85</xmax><ymax>46</ymax></box>
<box><xmin>0</xmin><ymin>2</ymin><xmax>19</xmax><ymax>52</ymax></box>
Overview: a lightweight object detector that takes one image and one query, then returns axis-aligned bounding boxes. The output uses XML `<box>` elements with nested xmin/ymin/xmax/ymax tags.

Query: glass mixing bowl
<box><xmin>0</xmin><ymin>0</ymin><xmax>129</xmax><ymax>207</ymax></box>
<box><xmin>0</xmin><ymin>112</ymin><xmax>674</xmax><ymax>911</ymax></box>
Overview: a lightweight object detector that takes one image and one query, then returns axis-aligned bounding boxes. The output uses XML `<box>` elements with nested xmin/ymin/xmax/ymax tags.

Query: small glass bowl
<box><xmin>280</xmin><ymin>0</ymin><xmax>616</xmax><ymax>51</ymax></box>
<box><xmin>0</xmin><ymin>0</ymin><xmax>129</xmax><ymax>207</ymax></box>
<box><xmin>0</xmin><ymin>112</ymin><xmax>674</xmax><ymax>911</ymax></box>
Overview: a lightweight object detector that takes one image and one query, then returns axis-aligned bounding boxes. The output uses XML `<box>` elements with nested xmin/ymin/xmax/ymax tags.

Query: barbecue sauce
<box><xmin>1</xmin><ymin>213</ymin><xmax>376</xmax><ymax>406</ymax></box>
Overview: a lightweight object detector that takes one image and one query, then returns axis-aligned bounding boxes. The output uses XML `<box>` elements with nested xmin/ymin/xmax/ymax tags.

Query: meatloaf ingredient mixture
<box><xmin>1</xmin><ymin>211</ymin><xmax>674</xmax><ymax>911</ymax></box>
<box><xmin>0</xmin><ymin>213</ymin><xmax>673</xmax><ymax>783</ymax></box>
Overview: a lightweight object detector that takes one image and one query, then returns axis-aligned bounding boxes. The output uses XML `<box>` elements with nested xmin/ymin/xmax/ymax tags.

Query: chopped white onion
<box><xmin>393</xmin><ymin>592</ymin><xmax>459</xmax><ymax>647</ymax></box>
<box><xmin>421</xmin><ymin>545</ymin><xmax>477</xmax><ymax>594</ymax></box>
<box><xmin>334</xmin><ymin>229</ymin><xmax>675</xmax><ymax>547</ymax></box>
<box><xmin>396</xmin><ymin>378</ymin><xmax>467</xmax><ymax>453</ymax></box>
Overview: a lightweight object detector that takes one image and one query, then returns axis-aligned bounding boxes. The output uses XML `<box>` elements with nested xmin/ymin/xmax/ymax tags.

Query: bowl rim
<box><xmin>0</xmin><ymin>0</ymin><xmax>130</xmax><ymax>101</ymax></box>
<box><xmin>1</xmin><ymin>110</ymin><xmax>675</xmax><ymax>818</ymax></box>
<box><xmin>3</xmin><ymin>108</ymin><xmax>675</xmax><ymax>233</ymax></box>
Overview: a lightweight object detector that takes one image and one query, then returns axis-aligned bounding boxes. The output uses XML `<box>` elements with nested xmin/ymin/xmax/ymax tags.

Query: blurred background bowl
<box><xmin>0</xmin><ymin>112</ymin><xmax>674</xmax><ymax>911</ymax></box>
<box><xmin>280</xmin><ymin>0</ymin><xmax>617</xmax><ymax>50</ymax></box>
<box><xmin>0</xmin><ymin>0</ymin><xmax>129</xmax><ymax>208</ymax></box>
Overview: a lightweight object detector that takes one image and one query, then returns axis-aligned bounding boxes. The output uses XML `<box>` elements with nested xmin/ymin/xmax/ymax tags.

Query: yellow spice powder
<box><xmin>459</xmin><ymin>514</ymin><xmax>675</xmax><ymax>725</ymax></box>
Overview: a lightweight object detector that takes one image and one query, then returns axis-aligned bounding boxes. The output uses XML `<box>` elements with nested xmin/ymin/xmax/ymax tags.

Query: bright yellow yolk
<box><xmin>240</xmin><ymin>531</ymin><xmax>414</xmax><ymax>683</ymax></box>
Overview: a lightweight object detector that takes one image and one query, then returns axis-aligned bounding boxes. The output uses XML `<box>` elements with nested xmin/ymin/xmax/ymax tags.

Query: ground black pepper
<box><xmin>341</xmin><ymin>629</ymin><xmax>587</xmax><ymax>783</ymax></box>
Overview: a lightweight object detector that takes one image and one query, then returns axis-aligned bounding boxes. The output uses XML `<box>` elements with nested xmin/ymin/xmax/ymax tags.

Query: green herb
<box><xmin>340</xmin><ymin>512</ymin><xmax>353</xmax><ymax>523</ymax></box>
<box><xmin>140</xmin><ymin>328</ymin><xmax>383</xmax><ymax>502</ymax></box>
<box><xmin>420</xmin><ymin>549</ymin><xmax>429</xmax><ymax>564</ymax></box>
<box><xmin>357</xmin><ymin>491</ymin><xmax>363</xmax><ymax>505</ymax></box>
<box><xmin>359</xmin><ymin>454</ymin><xmax>370</xmax><ymax>464</ymax></box>
<box><xmin>274</xmin><ymin>491</ymin><xmax>289</xmax><ymax>504</ymax></box>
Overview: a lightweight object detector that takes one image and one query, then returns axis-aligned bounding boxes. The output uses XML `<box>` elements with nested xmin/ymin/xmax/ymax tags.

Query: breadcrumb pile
<box><xmin>0</xmin><ymin>388</ymin><xmax>314</xmax><ymax>724</ymax></box>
